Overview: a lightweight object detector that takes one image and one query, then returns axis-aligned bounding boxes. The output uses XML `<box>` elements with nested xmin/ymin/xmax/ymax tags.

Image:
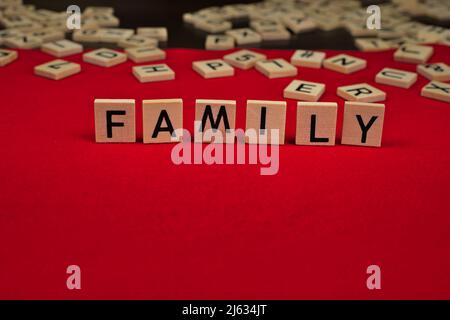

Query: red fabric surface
<box><xmin>0</xmin><ymin>46</ymin><xmax>449</xmax><ymax>299</ymax></box>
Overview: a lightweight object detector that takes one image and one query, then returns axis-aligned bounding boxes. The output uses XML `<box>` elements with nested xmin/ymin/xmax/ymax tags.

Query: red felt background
<box><xmin>0</xmin><ymin>45</ymin><xmax>449</xmax><ymax>299</ymax></box>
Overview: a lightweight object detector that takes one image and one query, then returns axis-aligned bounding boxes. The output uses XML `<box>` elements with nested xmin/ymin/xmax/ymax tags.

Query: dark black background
<box><xmin>22</xmin><ymin>0</ymin><xmax>450</xmax><ymax>50</ymax></box>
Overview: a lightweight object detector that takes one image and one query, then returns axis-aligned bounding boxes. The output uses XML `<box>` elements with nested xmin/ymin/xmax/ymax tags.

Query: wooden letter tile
<box><xmin>4</xmin><ymin>35</ymin><xmax>42</xmax><ymax>49</ymax></box>
<box><xmin>354</xmin><ymin>38</ymin><xmax>392</xmax><ymax>52</ymax></box>
<box><xmin>195</xmin><ymin>99</ymin><xmax>236</xmax><ymax>142</ymax></box>
<box><xmin>255</xmin><ymin>59</ymin><xmax>297</xmax><ymax>79</ymax></box>
<box><xmin>83</xmin><ymin>13</ymin><xmax>120</xmax><ymax>28</ymax></box>
<box><xmin>83</xmin><ymin>48</ymin><xmax>127</xmax><ymax>67</ymax></box>
<box><xmin>345</xmin><ymin>22</ymin><xmax>378</xmax><ymax>37</ymax></box>
<box><xmin>440</xmin><ymin>33</ymin><xmax>450</xmax><ymax>47</ymax></box>
<box><xmin>250</xmin><ymin>20</ymin><xmax>284</xmax><ymax>32</ymax></box>
<box><xmin>295</xmin><ymin>102</ymin><xmax>338</xmax><ymax>146</ymax></box>
<box><xmin>84</xmin><ymin>6</ymin><xmax>115</xmax><ymax>16</ymax></box>
<box><xmin>72</xmin><ymin>29</ymin><xmax>100</xmax><ymax>42</ymax></box>
<box><xmin>34</xmin><ymin>59</ymin><xmax>81</xmax><ymax>80</ymax></box>
<box><xmin>337</xmin><ymin>83</ymin><xmax>386</xmax><ymax>102</ymax></box>
<box><xmin>421</xmin><ymin>81</ymin><xmax>450</xmax><ymax>103</ymax></box>
<box><xmin>0</xmin><ymin>49</ymin><xmax>18</xmax><ymax>67</ymax></box>
<box><xmin>341</xmin><ymin>102</ymin><xmax>385</xmax><ymax>147</ymax></box>
<box><xmin>245</xmin><ymin>100</ymin><xmax>287</xmax><ymax>145</ymax></box>
<box><xmin>96</xmin><ymin>28</ymin><xmax>134</xmax><ymax>43</ymax></box>
<box><xmin>192</xmin><ymin>59</ymin><xmax>234</xmax><ymax>79</ymax></box>
<box><xmin>194</xmin><ymin>19</ymin><xmax>232</xmax><ymax>33</ymax></box>
<box><xmin>317</xmin><ymin>18</ymin><xmax>342</xmax><ymax>32</ymax></box>
<box><xmin>0</xmin><ymin>29</ymin><xmax>23</xmax><ymax>46</ymax></box>
<box><xmin>290</xmin><ymin>50</ymin><xmax>325</xmax><ymax>68</ymax></box>
<box><xmin>255</xmin><ymin>26</ymin><xmax>291</xmax><ymax>41</ymax></box>
<box><xmin>394</xmin><ymin>44</ymin><xmax>434</xmax><ymax>64</ymax></box>
<box><xmin>375</xmin><ymin>67</ymin><xmax>418</xmax><ymax>89</ymax></box>
<box><xmin>137</xmin><ymin>27</ymin><xmax>168</xmax><ymax>42</ymax></box>
<box><xmin>323</xmin><ymin>54</ymin><xmax>367</xmax><ymax>74</ymax></box>
<box><xmin>142</xmin><ymin>99</ymin><xmax>183</xmax><ymax>143</ymax></box>
<box><xmin>41</xmin><ymin>40</ymin><xmax>83</xmax><ymax>58</ymax></box>
<box><xmin>205</xmin><ymin>35</ymin><xmax>235</xmax><ymax>50</ymax></box>
<box><xmin>132</xmin><ymin>64</ymin><xmax>175</xmax><ymax>83</ymax></box>
<box><xmin>94</xmin><ymin>99</ymin><xmax>136</xmax><ymax>143</ymax></box>
<box><xmin>225</xmin><ymin>28</ymin><xmax>262</xmax><ymax>45</ymax></box>
<box><xmin>284</xmin><ymin>80</ymin><xmax>325</xmax><ymax>101</ymax></box>
<box><xmin>223</xmin><ymin>49</ymin><xmax>266</xmax><ymax>70</ymax></box>
<box><xmin>417</xmin><ymin>63</ymin><xmax>450</xmax><ymax>82</ymax></box>
<box><xmin>125</xmin><ymin>47</ymin><xmax>165</xmax><ymax>63</ymax></box>
<box><xmin>118</xmin><ymin>35</ymin><xmax>158</xmax><ymax>48</ymax></box>
<box><xmin>26</xmin><ymin>29</ymin><xmax>64</xmax><ymax>43</ymax></box>
<box><xmin>282</xmin><ymin>16</ymin><xmax>317</xmax><ymax>34</ymax></box>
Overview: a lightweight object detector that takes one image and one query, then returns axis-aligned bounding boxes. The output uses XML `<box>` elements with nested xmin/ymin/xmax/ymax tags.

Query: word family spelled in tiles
<box><xmin>341</xmin><ymin>102</ymin><xmax>385</xmax><ymax>147</ymax></box>
<box><xmin>195</xmin><ymin>99</ymin><xmax>236</xmax><ymax>142</ymax></box>
<box><xmin>255</xmin><ymin>59</ymin><xmax>297</xmax><ymax>79</ymax></box>
<box><xmin>290</xmin><ymin>50</ymin><xmax>326</xmax><ymax>69</ymax></box>
<box><xmin>125</xmin><ymin>47</ymin><xmax>166</xmax><ymax>63</ymax></box>
<box><xmin>192</xmin><ymin>59</ymin><xmax>234</xmax><ymax>79</ymax></box>
<box><xmin>83</xmin><ymin>48</ymin><xmax>127</xmax><ymax>67</ymax></box>
<box><xmin>225</xmin><ymin>28</ymin><xmax>262</xmax><ymax>45</ymax></box>
<box><xmin>133</xmin><ymin>64</ymin><xmax>175</xmax><ymax>83</ymax></box>
<box><xmin>142</xmin><ymin>99</ymin><xmax>183</xmax><ymax>143</ymax></box>
<box><xmin>245</xmin><ymin>100</ymin><xmax>287</xmax><ymax>145</ymax></box>
<box><xmin>41</xmin><ymin>40</ymin><xmax>83</xmax><ymax>58</ymax></box>
<box><xmin>337</xmin><ymin>83</ymin><xmax>386</xmax><ymax>103</ymax></box>
<box><xmin>284</xmin><ymin>80</ymin><xmax>325</xmax><ymax>102</ymax></box>
<box><xmin>394</xmin><ymin>45</ymin><xmax>434</xmax><ymax>64</ymax></box>
<box><xmin>34</xmin><ymin>59</ymin><xmax>81</xmax><ymax>80</ymax></box>
<box><xmin>223</xmin><ymin>49</ymin><xmax>266</xmax><ymax>70</ymax></box>
<box><xmin>0</xmin><ymin>49</ymin><xmax>18</xmax><ymax>67</ymax></box>
<box><xmin>95</xmin><ymin>99</ymin><xmax>136</xmax><ymax>143</ymax></box>
<box><xmin>375</xmin><ymin>67</ymin><xmax>418</xmax><ymax>89</ymax></box>
<box><xmin>417</xmin><ymin>63</ymin><xmax>450</xmax><ymax>82</ymax></box>
<box><xmin>323</xmin><ymin>54</ymin><xmax>367</xmax><ymax>74</ymax></box>
<box><xmin>137</xmin><ymin>27</ymin><xmax>168</xmax><ymax>42</ymax></box>
<box><xmin>93</xmin><ymin>97</ymin><xmax>387</xmax><ymax>147</ymax></box>
<box><xmin>295</xmin><ymin>102</ymin><xmax>338</xmax><ymax>146</ymax></box>
<box><xmin>205</xmin><ymin>35</ymin><xmax>235</xmax><ymax>50</ymax></box>
<box><xmin>118</xmin><ymin>35</ymin><xmax>157</xmax><ymax>48</ymax></box>
<box><xmin>421</xmin><ymin>81</ymin><xmax>450</xmax><ymax>103</ymax></box>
